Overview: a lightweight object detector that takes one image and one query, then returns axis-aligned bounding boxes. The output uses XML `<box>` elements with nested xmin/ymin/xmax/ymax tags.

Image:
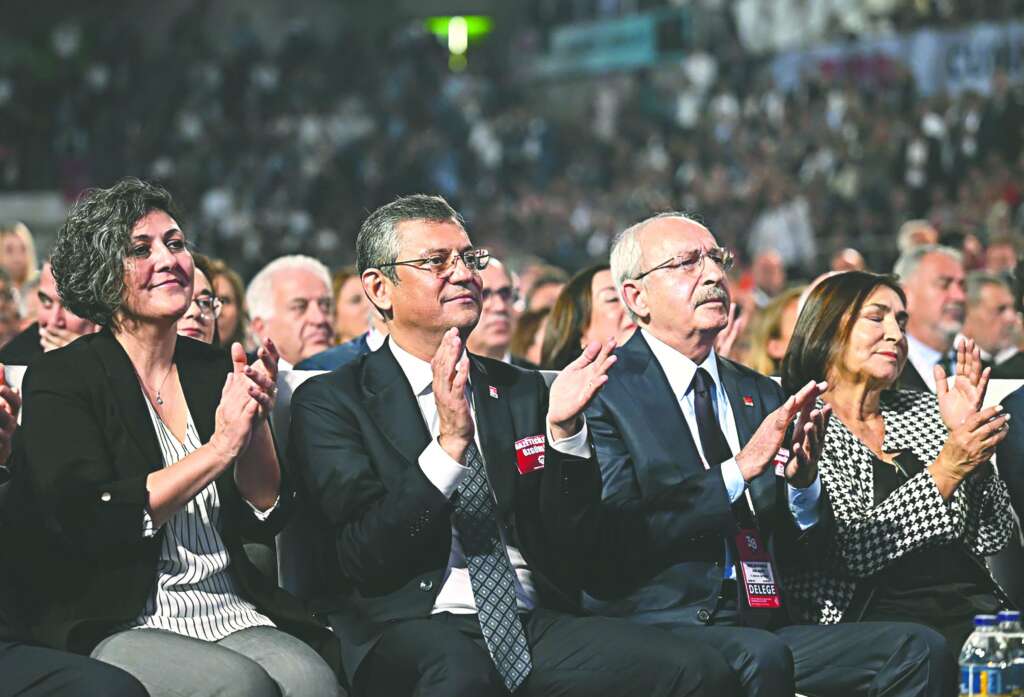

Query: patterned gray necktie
<box><xmin>452</xmin><ymin>440</ymin><xmax>532</xmax><ymax>692</ymax></box>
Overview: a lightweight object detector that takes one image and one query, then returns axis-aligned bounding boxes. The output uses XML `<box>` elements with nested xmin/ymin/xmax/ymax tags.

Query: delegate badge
<box><xmin>734</xmin><ymin>528</ymin><xmax>782</xmax><ymax>609</ymax></box>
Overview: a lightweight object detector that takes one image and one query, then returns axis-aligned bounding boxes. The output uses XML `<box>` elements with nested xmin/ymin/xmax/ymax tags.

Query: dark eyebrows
<box><xmin>131</xmin><ymin>226</ymin><xmax>182</xmax><ymax>241</ymax></box>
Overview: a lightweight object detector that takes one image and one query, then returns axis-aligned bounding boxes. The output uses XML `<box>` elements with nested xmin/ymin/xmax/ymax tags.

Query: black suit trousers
<box><xmin>354</xmin><ymin>608</ymin><xmax>741</xmax><ymax>697</ymax></box>
<box><xmin>0</xmin><ymin>640</ymin><xmax>147</xmax><ymax>697</ymax></box>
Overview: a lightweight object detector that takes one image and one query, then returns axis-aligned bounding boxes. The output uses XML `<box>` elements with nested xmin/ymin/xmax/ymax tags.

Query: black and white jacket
<box><xmin>784</xmin><ymin>389</ymin><xmax>1016</xmax><ymax>624</ymax></box>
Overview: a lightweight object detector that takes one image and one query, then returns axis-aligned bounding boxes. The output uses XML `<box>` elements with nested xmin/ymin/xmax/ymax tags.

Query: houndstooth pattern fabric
<box><xmin>784</xmin><ymin>389</ymin><xmax>1016</xmax><ymax>624</ymax></box>
<box><xmin>453</xmin><ymin>441</ymin><xmax>532</xmax><ymax>692</ymax></box>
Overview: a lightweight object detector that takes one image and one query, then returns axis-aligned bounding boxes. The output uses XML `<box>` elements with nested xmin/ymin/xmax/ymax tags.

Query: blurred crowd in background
<box><xmin>1</xmin><ymin>0</ymin><xmax>1024</xmax><ymax>373</ymax></box>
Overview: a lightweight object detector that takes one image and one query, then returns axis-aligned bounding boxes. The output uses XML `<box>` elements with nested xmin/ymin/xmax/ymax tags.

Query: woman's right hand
<box><xmin>209</xmin><ymin>372</ymin><xmax>261</xmax><ymax>464</ymax></box>
<box><xmin>930</xmin><ymin>405</ymin><xmax>1010</xmax><ymax>497</ymax></box>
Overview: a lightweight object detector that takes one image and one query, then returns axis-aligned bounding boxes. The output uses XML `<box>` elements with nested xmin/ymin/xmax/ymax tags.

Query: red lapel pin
<box><xmin>489</xmin><ymin>385</ymin><xmax>499</xmax><ymax>399</ymax></box>
<box><xmin>742</xmin><ymin>395</ymin><xmax>754</xmax><ymax>407</ymax></box>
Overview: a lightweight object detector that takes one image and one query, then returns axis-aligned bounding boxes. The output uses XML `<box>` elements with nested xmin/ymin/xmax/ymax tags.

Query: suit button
<box><xmin>697</xmin><ymin>608</ymin><xmax>712</xmax><ymax>624</ymax></box>
<box><xmin>100</xmin><ymin>492</ymin><xmax>112</xmax><ymax>502</ymax></box>
<box><xmin>419</xmin><ymin>579</ymin><xmax>433</xmax><ymax>592</ymax></box>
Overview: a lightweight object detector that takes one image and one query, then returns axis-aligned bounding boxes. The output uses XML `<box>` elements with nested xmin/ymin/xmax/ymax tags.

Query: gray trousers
<box><xmin>91</xmin><ymin>626</ymin><xmax>341</xmax><ymax>697</ymax></box>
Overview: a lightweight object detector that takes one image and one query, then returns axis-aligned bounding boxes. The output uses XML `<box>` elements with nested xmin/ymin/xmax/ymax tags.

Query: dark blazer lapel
<box><xmin>174</xmin><ymin>338</ymin><xmax>226</xmax><ymax>442</ymax></box>
<box><xmin>88</xmin><ymin>329</ymin><xmax>162</xmax><ymax>473</ymax></box>
<box><xmin>616</xmin><ymin>333</ymin><xmax>704</xmax><ymax>491</ymax></box>
<box><xmin>469</xmin><ymin>356</ymin><xmax>516</xmax><ymax>517</ymax></box>
<box><xmin>363</xmin><ymin>340</ymin><xmax>432</xmax><ymax>467</ymax></box>
<box><xmin>718</xmin><ymin>356</ymin><xmax>777</xmax><ymax>520</ymax></box>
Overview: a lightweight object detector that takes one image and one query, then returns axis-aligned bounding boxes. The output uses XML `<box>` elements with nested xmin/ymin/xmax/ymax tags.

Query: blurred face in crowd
<box><xmin>832</xmin><ymin>285</ymin><xmax>908</xmax><ymax>389</ymax></box>
<box><xmin>467</xmin><ymin>260</ymin><xmax>515</xmax><ymax>360</ymax></box>
<box><xmin>37</xmin><ymin>262</ymin><xmax>96</xmax><ymax>351</ymax></box>
<box><xmin>581</xmin><ymin>269</ymin><xmax>635</xmax><ymax>348</ymax></box>
<box><xmin>985</xmin><ymin>243</ymin><xmax>1017</xmax><ymax>275</ymax></box>
<box><xmin>527</xmin><ymin>315</ymin><xmax>547</xmax><ymax>366</ymax></box>
<box><xmin>177</xmin><ymin>268</ymin><xmax>218</xmax><ymax>344</ymax></box>
<box><xmin>767</xmin><ymin>296</ymin><xmax>800</xmax><ymax>363</ymax></box>
<box><xmin>368</xmin><ymin>220</ymin><xmax>482</xmax><ymax>356</ymax></box>
<box><xmin>0</xmin><ymin>279</ymin><xmax>20</xmax><ymax>347</ymax></box>
<box><xmin>251</xmin><ymin>269</ymin><xmax>334</xmax><ymax>366</ymax></box>
<box><xmin>334</xmin><ymin>275</ymin><xmax>369</xmax><ymax>344</ymax></box>
<box><xmin>213</xmin><ymin>274</ymin><xmax>241</xmax><ymax>343</ymax></box>
<box><xmin>621</xmin><ymin>217</ymin><xmax>731</xmax><ymax>360</ymax></box>
<box><xmin>1</xmin><ymin>232</ymin><xmax>28</xmax><ymax>284</ymax></box>
<box><xmin>902</xmin><ymin>251</ymin><xmax>965</xmax><ymax>351</ymax></box>
<box><xmin>120</xmin><ymin>211</ymin><xmax>194</xmax><ymax>327</ymax></box>
<box><xmin>752</xmin><ymin>251</ymin><xmax>786</xmax><ymax>297</ymax></box>
<box><xmin>528</xmin><ymin>281</ymin><xmax>563</xmax><ymax>312</ymax></box>
<box><xmin>964</xmin><ymin>282</ymin><xmax>1019</xmax><ymax>356</ymax></box>
<box><xmin>831</xmin><ymin>248</ymin><xmax>866</xmax><ymax>273</ymax></box>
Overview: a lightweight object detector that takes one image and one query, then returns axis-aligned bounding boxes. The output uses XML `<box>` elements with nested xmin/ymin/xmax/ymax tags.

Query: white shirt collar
<box><xmin>641</xmin><ymin>328</ymin><xmax>722</xmax><ymax>402</ymax></box>
<box><xmin>366</xmin><ymin>325</ymin><xmax>387</xmax><ymax>352</ymax></box>
<box><xmin>389</xmin><ymin>338</ymin><xmax>435</xmax><ymax>397</ymax></box>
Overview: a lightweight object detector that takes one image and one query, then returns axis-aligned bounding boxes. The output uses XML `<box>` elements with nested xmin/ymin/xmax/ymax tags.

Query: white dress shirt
<box><xmin>366</xmin><ymin>325</ymin><xmax>387</xmax><ymax>352</ymax></box>
<box><xmin>905</xmin><ymin>334</ymin><xmax>951</xmax><ymax>393</ymax></box>
<box><xmin>389</xmin><ymin>339</ymin><xmax>590</xmax><ymax>614</ymax></box>
<box><xmin>642</xmin><ymin>330</ymin><xmax>821</xmax><ymax>579</ymax></box>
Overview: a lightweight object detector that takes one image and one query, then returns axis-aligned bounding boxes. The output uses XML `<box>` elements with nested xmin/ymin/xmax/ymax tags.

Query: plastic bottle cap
<box><xmin>975</xmin><ymin>615</ymin><xmax>998</xmax><ymax>626</ymax></box>
<box><xmin>998</xmin><ymin>610</ymin><xmax>1021</xmax><ymax>621</ymax></box>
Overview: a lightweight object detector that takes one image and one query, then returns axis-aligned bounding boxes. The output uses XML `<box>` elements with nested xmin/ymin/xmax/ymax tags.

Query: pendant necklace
<box><xmin>149</xmin><ymin>364</ymin><xmax>175</xmax><ymax>406</ymax></box>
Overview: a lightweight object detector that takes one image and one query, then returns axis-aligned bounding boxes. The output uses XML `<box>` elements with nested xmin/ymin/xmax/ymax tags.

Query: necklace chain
<box><xmin>145</xmin><ymin>364</ymin><xmax>175</xmax><ymax>406</ymax></box>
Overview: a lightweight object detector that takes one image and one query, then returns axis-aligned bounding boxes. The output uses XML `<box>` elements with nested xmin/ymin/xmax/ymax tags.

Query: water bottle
<box><xmin>998</xmin><ymin>610</ymin><xmax>1024</xmax><ymax>697</ymax></box>
<box><xmin>961</xmin><ymin>615</ymin><xmax>1008</xmax><ymax>696</ymax></box>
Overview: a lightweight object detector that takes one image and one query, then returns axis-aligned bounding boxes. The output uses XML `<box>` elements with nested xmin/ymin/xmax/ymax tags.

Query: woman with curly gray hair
<box><xmin>19</xmin><ymin>178</ymin><xmax>341</xmax><ymax>697</ymax></box>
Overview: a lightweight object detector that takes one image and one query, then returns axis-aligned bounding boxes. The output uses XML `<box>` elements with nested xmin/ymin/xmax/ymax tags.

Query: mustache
<box><xmin>694</xmin><ymin>285</ymin><xmax>730</xmax><ymax>306</ymax></box>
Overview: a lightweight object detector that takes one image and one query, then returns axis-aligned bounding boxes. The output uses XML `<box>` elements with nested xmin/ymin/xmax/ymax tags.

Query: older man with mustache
<box><xmin>578</xmin><ymin>212</ymin><xmax>953</xmax><ymax>697</ymax></box>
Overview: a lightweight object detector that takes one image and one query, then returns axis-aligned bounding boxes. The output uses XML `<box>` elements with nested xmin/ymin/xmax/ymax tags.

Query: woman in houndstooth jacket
<box><xmin>779</xmin><ymin>271</ymin><xmax>1016</xmax><ymax>650</ymax></box>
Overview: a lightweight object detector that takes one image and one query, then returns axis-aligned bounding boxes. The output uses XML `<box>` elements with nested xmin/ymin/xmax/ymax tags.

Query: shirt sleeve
<box><xmin>245</xmin><ymin>495</ymin><xmax>280</xmax><ymax>521</ymax></box>
<box><xmin>419</xmin><ymin>437</ymin><xmax>470</xmax><ymax>498</ymax></box>
<box><xmin>787</xmin><ymin>475</ymin><xmax>822</xmax><ymax>530</ymax></box>
<box><xmin>546</xmin><ymin>418</ymin><xmax>591</xmax><ymax>459</ymax></box>
<box><xmin>720</xmin><ymin>457</ymin><xmax>746</xmax><ymax>503</ymax></box>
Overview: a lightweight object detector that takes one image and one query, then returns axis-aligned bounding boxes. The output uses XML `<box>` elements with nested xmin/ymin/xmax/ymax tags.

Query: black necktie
<box><xmin>691</xmin><ymin>367</ymin><xmax>777</xmax><ymax>627</ymax></box>
<box><xmin>452</xmin><ymin>441</ymin><xmax>532</xmax><ymax>692</ymax></box>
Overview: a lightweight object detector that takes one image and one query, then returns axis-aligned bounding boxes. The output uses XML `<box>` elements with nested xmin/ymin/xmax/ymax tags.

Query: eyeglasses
<box><xmin>380</xmin><ymin>248</ymin><xmax>490</xmax><ymax>277</ymax></box>
<box><xmin>481</xmin><ymin>286</ymin><xmax>518</xmax><ymax>304</ymax></box>
<box><xmin>634</xmin><ymin>247</ymin><xmax>734</xmax><ymax>281</ymax></box>
<box><xmin>191</xmin><ymin>294</ymin><xmax>223</xmax><ymax>320</ymax></box>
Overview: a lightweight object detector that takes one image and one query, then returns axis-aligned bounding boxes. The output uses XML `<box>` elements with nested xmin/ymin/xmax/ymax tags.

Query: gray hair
<box><xmin>246</xmin><ymin>254</ymin><xmax>331</xmax><ymax>322</ymax></box>
<box><xmin>610</xmin><ymin>211</ymin><xmax>704</xmax><ymax>323</ymax></box>
<box><xmin>356</xmin><ymin>194</ymin><xmax>463</xmax><ymax>283</ymax></box>
<box><xmin>51</xmin><ymin>177</ymin><xmax>179</xmax><ymax>328</ymax></box>
<box><xmin>892</xmin><ymin>244</ymin><xmax>963</xmax><ymax>284</ymax></box>
<box><xmin>965</xmin><ymin>270</ymin><xmax>1011</xmax><ymax>307</ymax></box>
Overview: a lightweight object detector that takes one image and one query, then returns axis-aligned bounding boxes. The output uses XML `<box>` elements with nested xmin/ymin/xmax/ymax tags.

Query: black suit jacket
<box><xmin>897</xmin><ymin>360</ymin><xmax>930</xmax><ymax>393</ymax></box>
<box><xmin>583</xmin><ymin>332</ymin><xmax>829</xmax><ymax>627</ymax></box>
<box><xmin>0</xmin><ymin>323</ymin><xmax>41</xmax><ymax>366</ymax></box>
<box><xmin>993</xmin><ymin>352</ymin><xmax>1024</xmax><ymax>379</ymax></box>
<box><xmin>16</xmin><ymin>330</ymin><xmax>333</xmax><ymax>660</ymax></box>
<box><xmin>997</xmin><ymin>386</ymin><xmax>1024</xmax><ymax>526</ymax></box>
<box><xmin>288</xmin><ymin>339</ymin><xmax>641</xmax><ymax>684</ymax></box>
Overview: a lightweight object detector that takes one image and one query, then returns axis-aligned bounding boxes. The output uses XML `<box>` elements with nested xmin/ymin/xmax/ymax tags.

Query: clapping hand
<box><xmin>735</xmin><ymin>380</ymin><xmax>824</xmax><ymax>482</ymax></box>
<box><xmin>936</xmin><ymin>338</ymin><xmax>989</xmax><ymax>430</ymax></box>
<box><xmin>0</xmin><ymin>364</ymin><xmax>20</xmax><ymax>464</ymax></box>
<box><xmin>785</xmin><ymin>390</ymin><xmax>832</xmax><ymax>489</ymax></box>
<box><xmin>547</xmin><ymin>339</ymin><xmax>617</xmax><ymax>441</ymax></box>
<box><xmin>235</xmin><ymin>339</ymin><xmax>279</xmax><ymax>423</ymax></box>
<box><xmin>432</xmin><ymin>328</ymin><xmax>475</xmax><ymax>463</ymax></box>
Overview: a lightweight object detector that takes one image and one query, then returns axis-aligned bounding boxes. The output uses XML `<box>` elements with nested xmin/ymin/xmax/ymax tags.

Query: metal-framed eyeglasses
<box><xmin>190</xmin><ymin>294</ymin><xmax>223</xmax><ymax>320</ymax></box>
<box><xmin>634</xmin><ymin>247</ymin><xmax>734</xmax><ymax>281</ymax></box>
<box><xmin>379</xmin><ymin>248</ymin><xmax>490</xmax><ymax>277</ymax></box>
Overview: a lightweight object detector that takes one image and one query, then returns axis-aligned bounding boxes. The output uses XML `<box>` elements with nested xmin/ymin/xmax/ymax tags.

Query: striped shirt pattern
<box><xmin>131</xmin><ymin>394</ymin><xmax>275</xmax><ymax>641</ymax></box>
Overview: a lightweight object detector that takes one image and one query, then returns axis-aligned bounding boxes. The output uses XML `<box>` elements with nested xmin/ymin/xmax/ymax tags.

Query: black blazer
<box><xmin>287</xmin><ymin>340</ymin><xmax>644</xmax><ymax>684</ymax></box>
<box><xmin>17</xmin><ymin>330</ymin><xmax>334</xmax><ymax>660</ymax></box>
<box><xmin>897</xmin><ymin>360</ymin><xmax>931</xmax><ymax>393</ymax></box>
<box><xmin>0</xmin><ymin>322</ymin><xmax>41</xmax><ymax>366</ymax></box>
<box><xmin>583</xmin><ymin>332</ymin><xmax>829</xmax><ymax>627</ymax></box>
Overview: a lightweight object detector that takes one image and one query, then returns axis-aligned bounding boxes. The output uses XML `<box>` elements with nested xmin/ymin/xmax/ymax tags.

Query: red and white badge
<box><xmin>734</xmin><ymin>528</ymin><xmax>782</xmax><ymax>609</ymax></box>
<box><xmin>772</xmin><ymin>447</ymin><xmax>791</xmax><ymax>477</ymax></box>
<box><xmin>514</xmin><ymin>434</ymin><xmax>545</xmax><ymax>475</ymax></box>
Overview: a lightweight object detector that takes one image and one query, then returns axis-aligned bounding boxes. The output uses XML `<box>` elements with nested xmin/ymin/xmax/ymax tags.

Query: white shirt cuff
<box><xmin>546</xmin><ymin>418</ymin><xmax>591</xmax><ymax>459</ymax></box>
<box><xmin>245</xmin><ymin>495</ymin><xmax>280</xmax><ymax>521</ymax></box>
<box><xmin>720</xmin><ymin>457</ymin><xmax>746</xmax><ymax>503</ymax></box>
<box><xmin>788</xmin><ymin>475</ymin><xmax>822</xmax><ymax>530</ymax></box>
<box><xmin>419</xmin><ymin>437</ymin><xmax>470</xmax><ymax>498</ymax></box>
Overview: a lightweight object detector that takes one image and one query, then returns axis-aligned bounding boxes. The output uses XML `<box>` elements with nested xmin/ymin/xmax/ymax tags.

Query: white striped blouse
<box><xmin>130</xmin><ymin>394</ymin><xmax>275</xmax><ymax>641</ymax></box>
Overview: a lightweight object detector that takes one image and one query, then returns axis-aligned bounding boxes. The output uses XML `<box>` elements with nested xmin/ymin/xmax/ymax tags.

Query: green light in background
<box><xmin>425</xmin><ymin>16</ymin><xmax>493</xmax><ymax>40</ymax></box>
